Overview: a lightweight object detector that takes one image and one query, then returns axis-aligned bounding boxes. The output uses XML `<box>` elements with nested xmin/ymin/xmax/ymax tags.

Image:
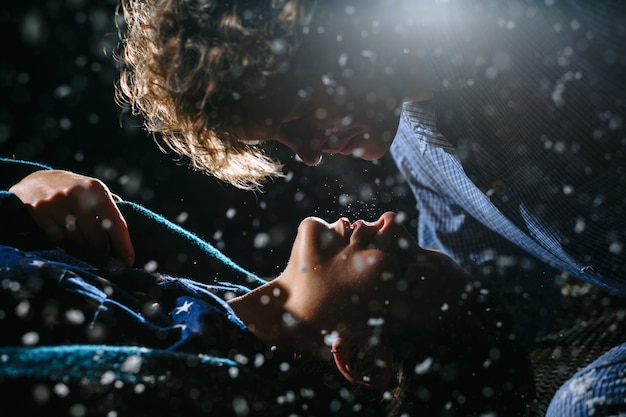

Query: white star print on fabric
<box><xmin>175</xmin><ymin>300</ymin><xmax>193</xmax><ymax>314</ymax></box>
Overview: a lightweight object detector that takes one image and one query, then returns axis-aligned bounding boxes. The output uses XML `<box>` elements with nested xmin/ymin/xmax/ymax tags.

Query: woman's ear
<box><xmin>331</xmin><ymin>338</ymin><xmax>362</xmax><ymax>386</ymax></box>
<box><xmin>331</xmin><ymin>338</ymin><xmax>393</xmax><ymax>390</ymax></box>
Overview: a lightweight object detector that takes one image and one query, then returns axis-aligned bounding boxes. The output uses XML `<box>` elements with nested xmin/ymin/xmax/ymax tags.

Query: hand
<box><xmin>9</xmin><ymin>169</ymin><xmax>135</xmax><ymax>266</ymax></box>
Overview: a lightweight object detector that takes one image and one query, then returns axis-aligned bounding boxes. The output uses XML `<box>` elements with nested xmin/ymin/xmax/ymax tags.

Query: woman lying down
<box><xmin>0</xmin><ymin>160</ymin><xmax>534</xmax><ymax>417</ymax></box>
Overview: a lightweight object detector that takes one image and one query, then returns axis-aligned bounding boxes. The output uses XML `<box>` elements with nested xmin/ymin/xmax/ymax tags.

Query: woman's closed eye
<box><xmin>281</xmin><ymin>98</ymin><xmax>314</xmax><ymax>125</ymax></box>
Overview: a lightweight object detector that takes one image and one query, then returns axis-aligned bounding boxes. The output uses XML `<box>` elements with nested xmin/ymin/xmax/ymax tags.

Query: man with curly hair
<box><xmin>115</xmin><ymin>1</ymin><xmax>626</xmax><ymax>415</ymax></box>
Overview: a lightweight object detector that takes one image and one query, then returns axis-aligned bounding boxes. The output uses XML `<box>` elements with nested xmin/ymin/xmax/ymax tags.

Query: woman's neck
<box><xmin>227</xmin><ymin>278</ymin><xmax>316</xmax><ymax>355</ymax></box>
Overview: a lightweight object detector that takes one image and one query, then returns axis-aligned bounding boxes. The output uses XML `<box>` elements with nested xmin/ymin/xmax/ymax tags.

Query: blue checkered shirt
<box><xmin>391</xmin><ymin>100</ymin><xmax>624</xmax><ymax>338</ymax></box>
<box><xmin>389</xmin><ymin>0</ymin><xmax>626</xmax><ymax>338</ymax></box>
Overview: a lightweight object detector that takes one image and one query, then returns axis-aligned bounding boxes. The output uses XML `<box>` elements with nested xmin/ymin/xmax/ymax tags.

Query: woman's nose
<box><xmin>294</xmin><ymin>150</ymin><xmax>323</xmax><ymax>166</ymax></box>
<box><xmin>275</xmin><ymin>134</ymin><xmax>324</xmax><ymax>166</ymax></box>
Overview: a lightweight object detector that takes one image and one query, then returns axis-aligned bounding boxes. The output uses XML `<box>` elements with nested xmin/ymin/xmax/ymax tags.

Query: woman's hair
<box><xmin>114</xmin><ymin>0</ymin><xmax>316</xmax><ymax>189</ymax></box>
<box><xmin>380</xmin><ymin>278</ymin><xmax>536</xmax><ymax>417</ymax></box>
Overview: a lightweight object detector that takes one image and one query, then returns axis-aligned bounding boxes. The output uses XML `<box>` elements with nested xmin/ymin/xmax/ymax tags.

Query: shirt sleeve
<box><xmin>0</xmin><ymin>158</ymin><xmax>52</xmax><ymax>243</ymax></box>
<box><xmin>0</xmin><ymin>157</ymin><xmax>51</xmax><ymax>190</ymax></box>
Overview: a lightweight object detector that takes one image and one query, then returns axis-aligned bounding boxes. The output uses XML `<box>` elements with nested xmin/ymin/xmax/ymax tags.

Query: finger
<box><xmin>75</xmin><ymin>212</ymin><xmax>111</xmax><ymax>255</ymax></box>
<box><xmin>55</xmin><ymin>213</ymin><xmax>83</xmax><ymax>244</ymax></box>
<box><xmin>69</xmin><ymin>180</ymin><xmax>133</xmax><ymax>264</ymax></box>
<box><xmin>98</xmin><ymin>201</ymin><xmax>135</xmax><ymax>267</ymax></box>
<box><xmin>38</xmin><ymin>215</ymin><xmax>65</xmax><ymax>242</ymax></box>
<box><xmin>62</xmin><ymin>213</ymin><xmax>101</xmax><ymax>250</ymax></box>
<box><xmin>22</xmin><ymin>203</ymin><xmax>68</xmax><ymax>242</ymax></box>
<box><xmin>63</xmin><ymin>213</ymin><xmax>78</xmax><ymax>232</ymax></box>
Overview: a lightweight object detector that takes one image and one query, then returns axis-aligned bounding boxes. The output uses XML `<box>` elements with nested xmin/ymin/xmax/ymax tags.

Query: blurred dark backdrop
<box><xmin>0</xmin><ymin>0</ymin><xmax>417</xmax><ymax>278</ymax></box>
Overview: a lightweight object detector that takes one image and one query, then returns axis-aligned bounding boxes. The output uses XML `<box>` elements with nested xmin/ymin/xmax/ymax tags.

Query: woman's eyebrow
<box><xmin>231</xmin><ymin>115</ymin><xmax>278</xmax><ymax>143</ymax></box>
<box><xmin>280</xmin><ymin>96</ymin><xmax>311</xmax><ymax>125</ymax></box>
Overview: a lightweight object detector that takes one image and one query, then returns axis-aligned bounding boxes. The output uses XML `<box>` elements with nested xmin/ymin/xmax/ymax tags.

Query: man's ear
<box><xmin>331</xmin><ymin>338</ymin><xmax>393</xmax><ymax>390</ymax></box>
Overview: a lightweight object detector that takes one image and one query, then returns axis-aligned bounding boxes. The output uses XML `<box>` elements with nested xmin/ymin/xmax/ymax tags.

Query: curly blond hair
<box><xmin>114</xmin><ymin>0</ymin><xmax>316</xmax><ymax>189</ymax></box>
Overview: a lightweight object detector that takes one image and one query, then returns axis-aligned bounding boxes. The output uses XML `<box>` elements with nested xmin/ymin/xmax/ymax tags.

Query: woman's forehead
<box><xmin>234</xmin><ymin>87</ymin><xmax>301</xmax><ymax>141</ymax></box>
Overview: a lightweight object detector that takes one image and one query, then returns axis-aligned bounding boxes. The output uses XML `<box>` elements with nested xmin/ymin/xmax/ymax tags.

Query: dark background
<box><xmin>0</xmin><ymin>0</ymin><xmax>417</xmax><ymax>278</ymax></box>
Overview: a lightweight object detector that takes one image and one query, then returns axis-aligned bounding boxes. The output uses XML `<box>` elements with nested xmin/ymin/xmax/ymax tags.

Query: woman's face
<box><xmin>234</xmin><ymin>62</ymin><xmax>399</xmax><ymax>166</ymax></box>
<box><xmin>279</xmin><ymin>212</ymin><xmax>472</xmax><ymax>337</ymax></box>
<box><xmin>232</xmin><ymin>4</ymin><xmax>432</xmax><ymax>166</ymax></box>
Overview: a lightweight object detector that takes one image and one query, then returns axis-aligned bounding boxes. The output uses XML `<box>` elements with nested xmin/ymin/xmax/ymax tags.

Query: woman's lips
<box><xmin>333</xmin><ymin>212</ymin><xmax>397</xmax><ymax>242</ymax></box>
<box><xmin>322</xmin><ymin>127</ymin><xmax>368</xmax><ymax>154</ymax></box>
<box><xmin>338</xmin><ymin>217</ymin><xmax>353</xmax><ymax>240</ymax></box>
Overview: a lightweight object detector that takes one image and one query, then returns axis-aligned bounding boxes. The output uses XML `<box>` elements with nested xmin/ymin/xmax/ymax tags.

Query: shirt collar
<box><xmin>401</xmin><ymin>100</ymin><xmax>455</xmax><ymax>151</ymax></box>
